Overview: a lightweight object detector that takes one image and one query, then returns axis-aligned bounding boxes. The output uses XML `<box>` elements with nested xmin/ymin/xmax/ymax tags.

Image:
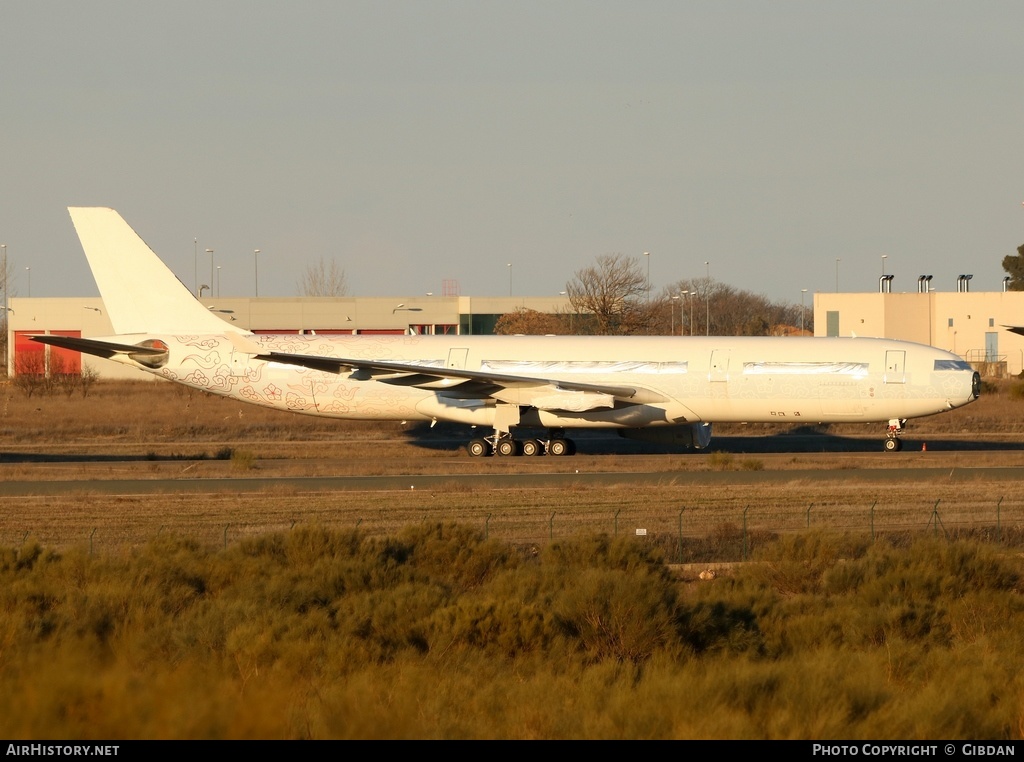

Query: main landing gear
<box><xmin>466</xmin><ymin>430</ymin><xmax>577</xmax><ymax>457</ymax></box>
<box><xmin>883</xmin><ymin>419</ymin><xmax>906</xmax><ymax>452</ymax></box>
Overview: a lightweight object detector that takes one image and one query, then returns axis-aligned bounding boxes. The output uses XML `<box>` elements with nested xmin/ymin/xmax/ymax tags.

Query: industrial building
<box><xmin>7</xmin><ymin>278</ymin><xmax>1024</xmax><ymax>379</ymax></box>
<box><xmin>6</xmin><ymin>293</ymin><xmax>570</xmax><ymax>380</ymax></box>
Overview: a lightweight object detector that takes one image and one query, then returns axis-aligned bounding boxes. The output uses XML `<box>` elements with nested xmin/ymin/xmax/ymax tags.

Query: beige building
<box><xmin>6</xmin><ymin>294</ymin><xmax>570</xmax><ymax>380</ymax></box>
<box><xmin>9</xmin><ymin>286</ymin><xmax>1024</xmax><ymax>379</ymax></box>
<box><xmin>814</xmin><ymin>289</ymin><xmax>1023</xmax><ymax>377</ymax></box>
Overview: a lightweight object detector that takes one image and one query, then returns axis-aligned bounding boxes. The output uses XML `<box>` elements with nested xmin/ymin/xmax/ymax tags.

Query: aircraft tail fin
<box><xmin>67</xmin><ymin>207</ymin><xmax>245</xmax><ymax>336</ymax></box>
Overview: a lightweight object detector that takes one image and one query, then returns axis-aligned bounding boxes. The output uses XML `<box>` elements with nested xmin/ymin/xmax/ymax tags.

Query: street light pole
<box><xmin>835</xmin><ymin>258</ymin><xmax>840</xmax><ymax>292</ymax></box>
<box><xmin>206</xmin><ymin>249</ymin><xmax>214</xmax><ymax>295</ymax></box>
<box><xmin>507</xmin><ymin>263</ymin><xmax>512</xmax><ymax>296</ymax></box>
<box><xmin>25</xmin><ymin>267</ymin><xmax>30</xmax><ymax>298</ymax></box>
<box><xmin>704</xmin><ymin>261</ymin><xmax>710</xmax><ymax>335</ymax></box>
<box><xmin>1</xmin><ymin>243</ymin><xmax>6</xmax><ymax>377</ymax></box>
<box><xmin>801</xmin><ymin>289</ymin><xmax>808</xmax><ymax>334</ymax></box>
<box><xmin>216</xmin><ymin>266</ymin><xmax>221</xmax><ymax>298</ymax></box>
<box><xmin>644</xmin><ymin>251</ymin><xmax>650</xmax><ymax>302</ymax></box>
<box><xmin>254</xmin><ymin>249</ymin><xmax>260</xmax><ymax>297</ymax></box>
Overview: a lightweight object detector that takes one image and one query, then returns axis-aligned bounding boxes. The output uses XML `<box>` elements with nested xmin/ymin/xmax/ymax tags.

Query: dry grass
<box><xmin>2</xmin><ymin>378</ymin><xmax>1024</xmax><ymax>552</ymax></box>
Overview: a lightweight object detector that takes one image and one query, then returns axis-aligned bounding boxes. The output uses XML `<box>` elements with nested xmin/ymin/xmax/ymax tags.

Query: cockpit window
<box><xmin>934</xmin><ymin>360</ymin><xmax>973</xmax><ymax>371</ymax></box>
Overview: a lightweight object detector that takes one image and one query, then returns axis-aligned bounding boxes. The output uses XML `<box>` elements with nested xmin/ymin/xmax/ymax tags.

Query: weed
<box><xmin>231</xmin><ymin>450</ymin><xmax>256</xmax><ymax>471</ymax></box>
<box><xmin>707</xmin><ymin>451</ymin><xmax>733</xmax><ymax>470</ymax></box>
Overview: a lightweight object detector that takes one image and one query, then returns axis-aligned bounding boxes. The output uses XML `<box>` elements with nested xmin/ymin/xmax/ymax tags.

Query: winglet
<box><xmin>68</xmin><ymin>207</ymin><xmax>245</xmax><ymax>336</ymax></box>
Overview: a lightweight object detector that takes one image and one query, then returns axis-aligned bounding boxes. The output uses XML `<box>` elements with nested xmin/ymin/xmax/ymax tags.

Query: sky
<box><xmin>1</xmin><ymin>1</ymin><xmax>1022</xmax><ymax>304</ymax></box>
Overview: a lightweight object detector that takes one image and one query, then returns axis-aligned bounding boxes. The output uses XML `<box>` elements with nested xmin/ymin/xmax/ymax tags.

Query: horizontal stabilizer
<box><xmin>31</xmin><ymin>335</ymin><xmax>168</xmax><ymax>368</ymax></box>
<box><xmin>31</xmin><ymin>334</ymin><xmax>161</xmax><ymax>357</ymax></box>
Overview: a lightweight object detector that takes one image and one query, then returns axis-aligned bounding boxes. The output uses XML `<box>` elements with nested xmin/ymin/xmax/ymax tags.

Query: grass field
<box><xmin>4</xmin><ymin>379</ymin><xmax>1024</xmax><ymax>739</ymax></box>
<box><xmin>1</xmin><ymin>378</ymin><xmax>1023</xmax><ymax>554</ymax></box>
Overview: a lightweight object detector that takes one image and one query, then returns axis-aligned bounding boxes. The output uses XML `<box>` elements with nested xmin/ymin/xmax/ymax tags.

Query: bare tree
<box><xmin>566</xmin><ymin>254</ymin><xmax>653</xmax><ymax>335</ymax></box>
<box><xmin>297</xmin><ymin>257</ymin><xmax>349</xmax><ymax>297</ymax></box>
<box><xmin>659</xmin><ymin>279</ymin><xmax>805</xmax><ymax>336</ymax></box>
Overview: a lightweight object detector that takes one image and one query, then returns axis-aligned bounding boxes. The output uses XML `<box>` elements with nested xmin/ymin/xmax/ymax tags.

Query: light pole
<box><xmin>835</xmin><ymin>258</ymin><xmax>840</xmax><ymax>292</ymax></box>
<box><xmin>193</xmin><ymin>238</ymin><xmax>198</xmax><ymax>295</ymax></box>
<box><xmin>671</xmin><ymin>295</ymin><xmax>679</xmax><ymax>335</ymax></box>
<box><xmin>25</xmin><ymin>267</ymin><xmax>30</xmax><ymax>297</ymax></box>
<box><xmin>644</xmin><ymin>252</ymin><xmax>650</xmax><ymax>302</ymax></box>
<box><xmin>254</xmin><ymin>249</ymin><xmax>260</xmax><ymax>296</ymax></box>
<box><xmin>881</xmin><ymin>254</ymin><xmax>888</xmax><ymax>276</ymax></box>
<box><xmin>801</xmin><ymin>289</ymin><xmax>808</xmax><ymax>334</ymax></box>
<box><xmin>216</xmin><ymin>266</ymin><xmax>221</xmax><ymax>298</ymax></box>
<box><xmin>507</xmin><ymin>263</ymin><xmax>512</xmax><ymax>297</ymax></box>
<box><xmin>1</xmin><ymin>244</ymin><xmax>5</xmax><ymax>377</ymax></box>
<box><xmin>206</xmin><ymin>249</ymin><xmax>214</xmax><ymax>294</ymax></box>
<box><xmin>704</xmin><ymin>261</ymin><xmax>710</xmax><ymax>335</ymax></box>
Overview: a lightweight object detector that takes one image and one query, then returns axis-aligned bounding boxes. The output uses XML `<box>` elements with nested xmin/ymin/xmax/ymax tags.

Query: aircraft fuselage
<box><xmin>97</xmin><ymin>332</ymin><xmax>979</xmax><ymax>431</ymax></box>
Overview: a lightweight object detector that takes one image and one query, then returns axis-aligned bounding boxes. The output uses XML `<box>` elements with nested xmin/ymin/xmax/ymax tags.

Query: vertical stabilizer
<box><xmin>68</xmin><ymin>207</ymin><xmax>244</xmax><ymax>336</ymax></box>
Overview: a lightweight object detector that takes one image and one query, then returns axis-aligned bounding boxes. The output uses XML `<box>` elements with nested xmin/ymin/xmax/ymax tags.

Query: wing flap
<box><xmin>255</xmin><ymin>350</ymin><xmax>667</xmax><ymax>408</ymax></box>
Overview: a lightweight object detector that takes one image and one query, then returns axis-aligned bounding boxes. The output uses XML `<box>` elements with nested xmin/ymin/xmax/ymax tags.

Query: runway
<box><xmin>2</xmin><ymin>463</ymin><xmax>1023</xmax><ymax>496</ymax></box>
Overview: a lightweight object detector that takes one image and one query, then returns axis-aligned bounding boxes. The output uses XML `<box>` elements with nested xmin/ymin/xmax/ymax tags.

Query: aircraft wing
<box><xmin>257</xmin><ymin>350</ymin><xmax>667</xmax><ymax>411</ymax></box>
<box><xmin>28</xmin><ymin>335</ymin><xmax>666</xmax><ymax>412</ymax></box>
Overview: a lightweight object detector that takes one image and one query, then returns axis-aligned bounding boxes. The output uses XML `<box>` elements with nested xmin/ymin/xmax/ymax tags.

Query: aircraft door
<box><xmin>884</xmin><ymin>350</ymin><xmax>906</xmax><ymax>384</ymax></box>
<box><xmin>448</xmin><ymin>348</ymin><xmax>469</xmax><ymax>370</ymax></box>
<box><xmin>709</xmin><ymin>349</ymin><xmax>730</xmax><ymax>383</ymax></box>
<box><xmin>229</xmin><ymin>347</ymin><xmax>253</xmax><ymax>378</ymax></box>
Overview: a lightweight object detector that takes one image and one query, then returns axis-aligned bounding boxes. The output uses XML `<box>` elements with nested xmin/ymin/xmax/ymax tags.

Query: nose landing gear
<box><xmin>883</xmin><ymin>419</ymin><xmax>906</xmax><ymax>452</ymax></box>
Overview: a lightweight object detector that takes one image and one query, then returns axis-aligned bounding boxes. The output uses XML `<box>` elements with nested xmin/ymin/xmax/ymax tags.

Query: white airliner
<box><xmin>32</xmin><ymin>207</ymin><xmax>980</xmax><ymax>456</ymax></box>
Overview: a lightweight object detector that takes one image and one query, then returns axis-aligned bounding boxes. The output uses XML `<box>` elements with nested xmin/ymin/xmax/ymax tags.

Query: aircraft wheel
<box><xmin>521</xmin><ymin>438</ymin><xmax>541</xmax><ymax>456</ymax></box>
<box><xmin>883</xmin><ymin>438</ymin><xmax>900</xmax><ymax>453</ymax></box>
<box><xmin>496</xmin><ymin>439</ymin><xmax>519</xmax><ymax>456</ymax></box>
<box><xmin>548</xmin><ymin>438</ymin><xmax>570</xmax><ymax>456</ymax></box>
<box><xmin>468</xmin><ymin>438</ymin><xmax>492</xmax><ymax>457</ymax></box>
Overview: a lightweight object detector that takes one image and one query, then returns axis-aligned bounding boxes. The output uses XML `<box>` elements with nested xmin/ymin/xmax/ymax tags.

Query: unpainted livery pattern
<box><xmin>30</xmin><ymin>208</ymin><xmax>981</xmax><ymax>455</ymax></box>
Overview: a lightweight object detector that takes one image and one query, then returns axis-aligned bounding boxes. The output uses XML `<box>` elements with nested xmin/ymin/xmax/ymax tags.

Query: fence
<box><xmin>3</xmin><ymin>489</ymin><xmax>1023</xmax><ymax>560</ymax></box>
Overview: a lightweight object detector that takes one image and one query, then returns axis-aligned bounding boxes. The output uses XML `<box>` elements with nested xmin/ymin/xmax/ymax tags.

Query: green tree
<box><xmin>1001</xmin><ymin>244</ymin><xmax>1024</xmax><ymax>291</ymax></box>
